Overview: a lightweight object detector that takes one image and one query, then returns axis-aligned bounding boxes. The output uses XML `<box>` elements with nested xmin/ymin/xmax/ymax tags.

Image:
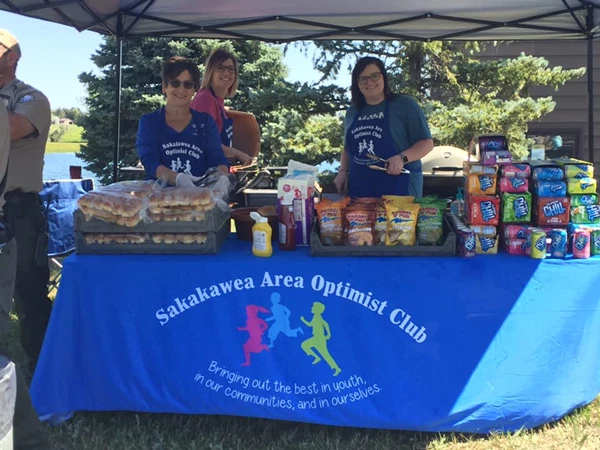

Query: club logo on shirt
<box><xmin>18</xmin><ymin>94</ymin><xmax>35</xmax><ymax>103</ymax></box>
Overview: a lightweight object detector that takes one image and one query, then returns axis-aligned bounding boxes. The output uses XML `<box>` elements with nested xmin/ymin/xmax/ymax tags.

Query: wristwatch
<box><xmin>401</xmin><ymin>153</ymin><xmax>409</xmax><ymax>164</ymax></box>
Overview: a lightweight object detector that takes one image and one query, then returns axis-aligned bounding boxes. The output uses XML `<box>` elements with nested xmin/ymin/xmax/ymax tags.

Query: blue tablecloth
<box><xmin>31</xmin><ymin>239</ymin><xmax>600</xmax><ymax>433</ymax></box>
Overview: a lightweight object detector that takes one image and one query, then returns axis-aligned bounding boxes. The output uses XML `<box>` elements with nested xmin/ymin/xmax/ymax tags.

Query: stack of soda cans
<box><xmin>499</xmin><ymin>163</ymin><xmax>534</xmax><ymax>256</ymax></box>
<box><xmin>556</xmin><ymin>159</ymin><xmax>600</xmax><ymax>258</ymax></box>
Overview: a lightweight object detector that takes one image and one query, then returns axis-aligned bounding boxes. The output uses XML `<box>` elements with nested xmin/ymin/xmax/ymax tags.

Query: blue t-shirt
<box><xmin>136</xmin><ymin>107</ymin><xmax>229</xmax><ymax>179</ymax></box>
<box><xmin>343</xmin><ymin>95</ymin><xmax>432</xmax><ymax>172</ymax></box>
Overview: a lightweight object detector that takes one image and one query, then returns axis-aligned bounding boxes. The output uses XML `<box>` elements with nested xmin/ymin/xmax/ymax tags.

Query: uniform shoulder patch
<box><xmin>18</xmin><ymin>94</ymin><xmax>35</xmax><ymax>103</ymax></box>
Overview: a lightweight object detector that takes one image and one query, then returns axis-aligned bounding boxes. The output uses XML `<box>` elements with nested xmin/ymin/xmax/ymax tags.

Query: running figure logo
<box><xmin>238</xmin><ymin>305</ymin><xmax>270</xmax><ymax>366</ymax></box>
<box><xmin>300</xmin><ymin>302</ymin><xmax>342</xmax><ymax>376</ymax></box>
<box><xmin>265</xmin><ymin>292</ymin><xmax>303</xmax><ymax>348</ymax></box>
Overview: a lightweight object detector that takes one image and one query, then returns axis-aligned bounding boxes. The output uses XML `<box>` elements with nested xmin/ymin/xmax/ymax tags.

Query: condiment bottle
<box><xmin>278</xmin><ymin>199</ymin><xmax>296</xmax><ymax>251</ymax></box>
<box><xmin>450</xmin><ymin>187</ymin><xmax>465</xmax><ymax>218</ymax></box>
<box><xmin>250</xmin><ymin>211</ymin><xmax>273</xmax><ymax>257</ymax></box>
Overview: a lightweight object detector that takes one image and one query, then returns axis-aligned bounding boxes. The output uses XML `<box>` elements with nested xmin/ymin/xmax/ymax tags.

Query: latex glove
<box><xmin>175</xmin><ymin>173</ymin><xmax>202</xmax><ymax>188</ymax></box>
<box><xmin>334</xmin><ymin>170</ymin><xmax>349</xmax><ymax>194</ymax></box>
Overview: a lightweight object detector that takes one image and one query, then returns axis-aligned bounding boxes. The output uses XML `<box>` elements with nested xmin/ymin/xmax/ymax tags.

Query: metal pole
<box><xmin>587</xmin><ymin>6</ymin><xmax>595</xmax><ymax>164</ymax></box>
<box><xmin>112</xmin><ymin>19</ymin><xmax>123</xmax><ymax>183</ymax></box>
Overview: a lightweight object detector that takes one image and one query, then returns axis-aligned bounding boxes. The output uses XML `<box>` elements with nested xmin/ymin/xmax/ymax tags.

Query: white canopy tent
<box><xmin>2</xmin><ymin>0</ymin><xmax>600</xmax><ymax>180</ymax></box>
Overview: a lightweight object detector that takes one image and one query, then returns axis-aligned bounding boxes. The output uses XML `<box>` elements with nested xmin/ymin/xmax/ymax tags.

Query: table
<box><xmin>30</xmin><ymin>239</ymin><xmax>600</xmax><ymax>433</ymax></box>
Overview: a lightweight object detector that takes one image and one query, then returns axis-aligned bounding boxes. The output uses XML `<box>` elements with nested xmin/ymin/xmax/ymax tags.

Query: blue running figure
<box><xmin>265</xmin><ymin>292</ymin><xmax>303</xmax><ymax>348</ymax></box>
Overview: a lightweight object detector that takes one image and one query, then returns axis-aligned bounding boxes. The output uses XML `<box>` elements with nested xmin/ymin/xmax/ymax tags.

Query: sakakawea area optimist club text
<box><xmin>155</xmin><ymin>271</ymin><xmax>427</xmax><ymax>343</ymax></box>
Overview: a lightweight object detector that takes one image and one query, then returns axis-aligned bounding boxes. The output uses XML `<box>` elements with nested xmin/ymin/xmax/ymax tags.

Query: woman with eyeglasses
<box><xmin>136</xmin><ymin>56</ymin><xmax>229</xmax><ymax>188</ymax></box>
<box><xmin>190</xmin><ymin>48</ymin><xmax>253</xmax><ymax>166</ymax></box>
<box><xmin>334</xmin><ymin>56</ymin><xmax>434</xmax><ymax>198</ymax></box>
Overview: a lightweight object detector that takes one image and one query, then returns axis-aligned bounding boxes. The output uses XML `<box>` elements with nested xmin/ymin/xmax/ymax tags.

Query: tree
<box><xmin>309</xmin><ymin>41</ymin><xmax>585</xmax><ymax>158</ymax></box>
<box><xmin>78</xmin><ymin>38</ymin><xmax>348</xmax><ymax>184</ymax></box>
<box><xmin>52</xmin><ymin>107</ymin><xmax>84</xmax><ymax>123</ymax></box>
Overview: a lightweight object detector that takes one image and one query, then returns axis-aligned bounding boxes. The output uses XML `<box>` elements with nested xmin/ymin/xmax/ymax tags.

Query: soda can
<box><xmin>591</xmin><ymin>229</ymin><xmax>600</xmax><ymax>256</ymax></box>
<box><xmin>548</xmin><ymin>229</ymin><xmax>567</xmax><ymax>259</ymax></box>
<box><xmin>458</xmin><ymin>229</ymin><xmax>476</xmax><ymax>257</ymax></box>
<box><xmin>573</xmin><ymin>229</ymin><xmax>591</xmax><ymax>259</ymax></box>
<box><xmin>530</xmin><ymin>230</ymin><xmax>547</xmax><ymax>259</ymax></box>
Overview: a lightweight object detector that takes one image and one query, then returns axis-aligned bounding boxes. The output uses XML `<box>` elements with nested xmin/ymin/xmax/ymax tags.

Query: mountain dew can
<box><xmin>530</xmin><ymin>230</ymin><xmax>547</xmax><ymax>259</ymax></box>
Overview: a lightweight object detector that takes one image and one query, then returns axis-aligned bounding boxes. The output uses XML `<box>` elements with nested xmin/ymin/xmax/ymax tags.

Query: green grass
<box><xmin>46</xmin><ymin>142</ymin><xmax>81</xmax><ymax>153</ymax></box>
<box><xmin>7</xmin><ymin>300</ymin><xmax>600</xmax><ymax>450</ymax></box>
<box><xmin>49</xmin><ymin>124</ymin><xmax>85</xmax><ymax>143</ymax></box>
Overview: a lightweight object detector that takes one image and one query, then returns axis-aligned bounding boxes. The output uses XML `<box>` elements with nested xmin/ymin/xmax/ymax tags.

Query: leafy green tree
<box><xmin>78</xmin><ymin>38</ymin><xmax>347</xmax><ymax>184</ymax></box>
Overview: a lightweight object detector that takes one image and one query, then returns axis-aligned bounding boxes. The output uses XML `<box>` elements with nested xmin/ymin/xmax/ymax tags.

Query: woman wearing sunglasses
<box><xmin>334</xmin><ymin>56</ymin><xmax>434</xmax><ymax>198</ymax></box>
<box><xmin>190</xmin><ymin>48</ymin><xmax>253</xmax><ymax>166</ymax></box>
<box><xmin>136</xmin><ymin>56</ymin><xmax>229</xmax><ymax>188</ymax></box>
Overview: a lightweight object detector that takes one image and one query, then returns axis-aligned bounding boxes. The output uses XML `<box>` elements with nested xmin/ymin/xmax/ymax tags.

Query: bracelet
<box><xmin>339</xmin><ymin>169</ymin><xmax>349</xmax><ymax>173</ymax></box>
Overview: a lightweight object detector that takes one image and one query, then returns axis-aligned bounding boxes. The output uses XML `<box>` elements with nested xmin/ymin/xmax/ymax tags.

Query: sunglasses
<box><xmin>358</xmin><ymin>72</ymin><xmax>382</xmax><ymax>85</ymax></box>
<box><xmin>168</xmin><ymin>79</ymin><xmax>195</xmax><ymax>89</ymax></box>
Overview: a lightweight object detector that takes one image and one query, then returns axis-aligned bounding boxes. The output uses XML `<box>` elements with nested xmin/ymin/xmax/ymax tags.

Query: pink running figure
<box><xmin>238</xmin><ymin>305</ymin><xmax>270</xmax><ymax>366</ymax></box>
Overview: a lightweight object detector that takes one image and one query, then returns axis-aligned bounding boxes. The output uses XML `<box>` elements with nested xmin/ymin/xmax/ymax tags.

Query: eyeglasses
<box><xmin>216</xmin><ymin>65</ymin><xmax>236</xmax><ymax>74</ymax></box>
<box><xmin>358</xmin><ymin>72</ymin><xmax>382</xmax><ymax>85</ymax></box>
<box><xmin>169</xmin><ymin>80</ymin><xmax>195</xmax><ymax>89</ymax></box>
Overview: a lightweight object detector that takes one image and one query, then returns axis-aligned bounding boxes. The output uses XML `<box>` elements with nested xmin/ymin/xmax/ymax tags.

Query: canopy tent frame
<box><xmin>2</xmin><ymin>1</ymin><xmax>599</xmax><ymax>182</ymax></box>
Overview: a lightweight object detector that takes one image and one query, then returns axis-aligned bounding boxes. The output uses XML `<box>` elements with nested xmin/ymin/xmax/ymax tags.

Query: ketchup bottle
<box><xmin>278</xmin><ymin>199</ymin><xmax>296</xmax><ymax>251</ymax></box>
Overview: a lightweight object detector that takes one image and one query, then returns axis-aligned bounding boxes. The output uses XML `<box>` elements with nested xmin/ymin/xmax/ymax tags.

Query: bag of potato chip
<box><xmin>385</xmin><ymin>202</ymin><xmax>420</xmax><ymax>246</ymax></box>
<box><xmin>382</xmin><ymin>195</ymin><xmax>415</xmax><ymax>205</ymax></box>
<box><xmin>316</xmin><ymin>200</ymin><xmax>346</xmax><ymax>246</ymax></box>
<box><xmin>343</xmin><ymin>205</ymin><xmax>376</xmax><ymax>246</ymax></box>
<box><xmin>415</xmin><ymin>197</ymin><xmax>447</xmax><ymax>245</ymax></box>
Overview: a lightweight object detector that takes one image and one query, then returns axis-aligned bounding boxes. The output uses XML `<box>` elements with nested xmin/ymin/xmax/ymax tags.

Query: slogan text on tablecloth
<box><xmin>194</xmin><ymin>360</ymin><xmax>381</xmax><ymax>411</ymax></box>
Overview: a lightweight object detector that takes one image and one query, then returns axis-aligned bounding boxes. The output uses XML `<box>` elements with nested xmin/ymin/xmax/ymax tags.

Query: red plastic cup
<box><xmin>69</xmin><ymin>165</ymin><xmax>82</xmax><ymax>179</ymax></box>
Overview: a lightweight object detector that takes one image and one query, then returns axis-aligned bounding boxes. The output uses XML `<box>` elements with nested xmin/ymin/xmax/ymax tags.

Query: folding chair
<box><xmin>39</xmin><ymin>178</ymin><xmax>95</xmax><ymax>295</ymax></box>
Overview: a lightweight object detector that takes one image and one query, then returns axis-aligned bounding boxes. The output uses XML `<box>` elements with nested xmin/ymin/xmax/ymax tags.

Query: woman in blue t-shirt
<box><xmin>136</xmin><ymin>57</ymin><xmax>229</xmax><ymax>188</ymax></box>
<box><xmin>334</xmin><ymin>56</ymin><xmax>434</xmax><ymax>198</ymax></box>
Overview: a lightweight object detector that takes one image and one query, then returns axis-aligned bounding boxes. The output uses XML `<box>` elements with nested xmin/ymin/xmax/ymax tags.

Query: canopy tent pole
<box><xmin>112</xmin><ymin>17</ymin><xmax>123</xmax><ymax>184</ymax></box>
<box><xmin>588</xmin><ymin>6</ymin><xmax>595</xmax><ymax>164</ymax></box>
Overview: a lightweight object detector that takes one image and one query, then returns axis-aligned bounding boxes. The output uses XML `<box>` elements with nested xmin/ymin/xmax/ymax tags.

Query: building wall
<box><xmin>478</xmin><ymin>40</ymin><xmax>599</xmax><ymax>174</ymax></box>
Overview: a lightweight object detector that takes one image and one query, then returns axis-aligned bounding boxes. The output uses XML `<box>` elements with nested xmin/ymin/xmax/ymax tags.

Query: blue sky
<box><xmin>0</xmin><ymin>11</ymin><xmax>351</xmax><ymax>110</ymax></box>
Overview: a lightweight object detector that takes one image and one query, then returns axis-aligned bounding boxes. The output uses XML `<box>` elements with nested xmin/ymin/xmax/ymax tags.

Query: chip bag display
<box><xmin>373</xmin><ymin>202</ymin><xmax>387</xmax><ymax>245</ymax></box>
<box><xmin>385</xmin><ymin>202</ymin><xmax>420</xmax><ymax>246</ymax></box>
<box><xmin>382</xmin><ymin>195</ymin><xmax>415</xmax><ymax>205</ymax></box>
<box><xmin>316</xmin><ymin>199</ymin><xmax>348</xmax><ymax>246</ymax></box>
<box><xmin>415</xmin><ymin>197</ymin><xmax>446</xmax><ymax>245</ymax></box>
<box><xmin>342</xmin><ymin>205</ymin><xmax>376</xmax><ymax>246</ymax></box>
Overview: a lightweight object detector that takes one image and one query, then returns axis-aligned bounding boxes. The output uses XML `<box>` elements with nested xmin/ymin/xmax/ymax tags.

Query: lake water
<box><xmin>44</xmin><ymin>152</ymin><xmax>100</xmax><ymax>185</ymax></box>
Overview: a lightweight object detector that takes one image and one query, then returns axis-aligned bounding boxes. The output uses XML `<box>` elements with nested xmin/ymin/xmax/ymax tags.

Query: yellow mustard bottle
<box><xmin>250</xmin><ymin>211</ymin><xmax>273</xmax><ymax>257</ymax></box>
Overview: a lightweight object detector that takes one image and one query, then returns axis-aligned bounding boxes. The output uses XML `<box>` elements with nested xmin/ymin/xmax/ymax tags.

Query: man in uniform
<box><xmin>0</xmin><ymin>29</ymin><xmax>52</xmax><ymax>373</ymax></box>
<box><xmin>1</xmin><ymin>96</ymin><xmax>50</xmax><ymax>450</ymax></box>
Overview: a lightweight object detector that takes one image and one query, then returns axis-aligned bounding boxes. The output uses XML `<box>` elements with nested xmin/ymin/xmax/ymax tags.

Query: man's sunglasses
<box><xmin>168</xmin><ymin>80</ymin><xmax>195</xmax><ymax>89</ymax></box>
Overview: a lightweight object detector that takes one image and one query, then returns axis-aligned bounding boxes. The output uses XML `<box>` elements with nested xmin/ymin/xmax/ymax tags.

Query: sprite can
<box><xmin>530</xmin><ymin>230</ymin><xmax>547</xmax><ymax>259</ymax></box>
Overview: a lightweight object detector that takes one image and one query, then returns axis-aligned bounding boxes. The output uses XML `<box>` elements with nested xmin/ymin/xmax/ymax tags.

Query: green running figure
<box><xmin>300</xmin><ymin>302</ymin><xmax>341</xmax><ymax>377</ymax></box>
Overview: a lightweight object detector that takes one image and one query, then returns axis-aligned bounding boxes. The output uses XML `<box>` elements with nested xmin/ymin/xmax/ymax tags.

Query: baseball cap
<box><xmin>0</xmin><ymin>30</ymin><xmax>21</xmax><ymax>57</ymax></box>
